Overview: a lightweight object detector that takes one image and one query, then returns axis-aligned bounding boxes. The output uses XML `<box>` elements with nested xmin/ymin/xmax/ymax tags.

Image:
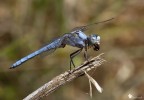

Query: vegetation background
<box><xmin>0</xmin><ymin>0</ymin><xmax>144</xmax><ymax>100</ymax></box>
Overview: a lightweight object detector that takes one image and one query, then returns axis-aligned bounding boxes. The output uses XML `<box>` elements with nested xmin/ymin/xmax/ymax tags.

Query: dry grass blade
<box><xmin>84</xmin><ymin>71</ymin><xmax>103</xmax><ymax>94</ymax></box>
<box><xmin>89</xmin><ymin>79</ymin><xmax>92</xmax><ymax>98</ymax></box>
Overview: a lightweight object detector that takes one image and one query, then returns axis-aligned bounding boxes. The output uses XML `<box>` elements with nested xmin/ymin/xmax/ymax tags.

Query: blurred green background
<box><xmin>0</xmin><ymin>0</ymin><xmax>144</xmax><ymax>100</ymax></box>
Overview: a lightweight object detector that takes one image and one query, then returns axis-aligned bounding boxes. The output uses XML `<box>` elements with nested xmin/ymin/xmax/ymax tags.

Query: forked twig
<box><xmin>23</xmin><ymin>53</ymin><xmax>106</xmax><ymax>100</ymax></box>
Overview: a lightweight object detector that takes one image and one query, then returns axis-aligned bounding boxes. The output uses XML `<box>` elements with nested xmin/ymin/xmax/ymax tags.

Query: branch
<box><xmin>23</xmin><ymin>53</ymin><xmax>106</xmax><ymax>100</ymax></box>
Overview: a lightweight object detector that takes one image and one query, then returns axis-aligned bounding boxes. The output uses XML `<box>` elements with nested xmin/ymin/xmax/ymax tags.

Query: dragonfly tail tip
<box><xmin>9</xmin><ymin>65</ymin><xmax>16</xmax><ymax>69</ymax></box>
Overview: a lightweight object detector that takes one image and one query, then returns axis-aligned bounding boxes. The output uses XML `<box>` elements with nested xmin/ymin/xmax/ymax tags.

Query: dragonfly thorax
<box><xmin>88</xmin><ymin>34</ymin><xmax>100</xmax><ymax>51</ymax></box>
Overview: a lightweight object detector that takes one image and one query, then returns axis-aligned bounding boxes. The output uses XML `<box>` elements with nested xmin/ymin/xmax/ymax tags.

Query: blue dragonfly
<box><xmin>10</xmin><ymin>18</ymin><xmax>114</xmax><ymax>70</ymax></box>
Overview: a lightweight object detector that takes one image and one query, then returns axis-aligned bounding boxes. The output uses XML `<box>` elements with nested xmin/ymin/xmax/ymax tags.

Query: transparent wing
<box><xmin>11</xmin><ymin>37</ymin><xmax>65</xmax><ymax>69</ymax></box>
<box><xmin>70</xmin><ymin>18</ymin><xmax>114</xmax><ymax>33</ymax></box>
<box><xmin>40</xmin><ymin>47</ymin><xmax>56</xmax><ymax>58</ymax></box>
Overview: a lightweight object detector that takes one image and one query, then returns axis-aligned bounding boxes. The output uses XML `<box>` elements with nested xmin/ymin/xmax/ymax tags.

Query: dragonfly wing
<box><xmin>11</xmin><ymin>37</ymin><xmax>65</xmax><ymax>69</ymax></box>
<box><xmin>70</xmin><ymin>18</ymin><xmax>114</xmax><ymax>33</ymax></box>
<box><xmin>40</xmin><ymin>47</ymin><xmax>56</xmax><ymax>58</ymax></box>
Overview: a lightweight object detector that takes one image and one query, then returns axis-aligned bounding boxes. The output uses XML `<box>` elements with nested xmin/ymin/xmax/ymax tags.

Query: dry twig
<box><xmin>23</xmin><ymin>53</ymin><xmax>105</xmax><ymax>100</ymax></box>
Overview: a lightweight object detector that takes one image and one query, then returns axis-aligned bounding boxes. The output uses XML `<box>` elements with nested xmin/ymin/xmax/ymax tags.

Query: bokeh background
<box><xmin>0</xmin><ymin>0</ymin><xmax>144</xmax><ymax>100</ymax></box>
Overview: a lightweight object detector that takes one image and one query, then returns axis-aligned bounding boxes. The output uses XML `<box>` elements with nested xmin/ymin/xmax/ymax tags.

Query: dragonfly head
<box><xmin>88</xmin><ymin>34</ymin><xmax>100</xmax><ymax>51</ymax></box>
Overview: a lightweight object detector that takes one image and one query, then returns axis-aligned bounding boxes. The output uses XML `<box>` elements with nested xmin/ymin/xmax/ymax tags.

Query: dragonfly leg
<box><xmin>84</xmin><ymin>45</ymin><xmax>89</xmax><ymax>61</ymax></box>
<box><xmin>84</xmin><ymin>50</ymin><xmax>88</xmax><ymax>61</ymax></box>
<box><xmin>70</xmin><ymin>48</ymin><xmax>82</xmax><ymax>70</ymax></box>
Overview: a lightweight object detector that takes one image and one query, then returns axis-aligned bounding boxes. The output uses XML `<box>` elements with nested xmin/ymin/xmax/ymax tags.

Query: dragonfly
<box><xmin>10</xmin><ymin>18</ymin><xmax>114</xmax><ymax>70</ymax></box>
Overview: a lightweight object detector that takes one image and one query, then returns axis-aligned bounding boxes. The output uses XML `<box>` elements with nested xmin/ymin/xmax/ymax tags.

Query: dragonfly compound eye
<box><xmin>89</xmin><ymin>34</ymin><xmax>100</xmax><ymax>45</ymax></box>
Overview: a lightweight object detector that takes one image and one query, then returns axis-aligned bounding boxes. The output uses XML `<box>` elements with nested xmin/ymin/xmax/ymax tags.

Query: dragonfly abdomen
<box><xmin>10</xmin><ymin>42</ymin><xmax>57</xmax><ymax>69</ymax></box>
